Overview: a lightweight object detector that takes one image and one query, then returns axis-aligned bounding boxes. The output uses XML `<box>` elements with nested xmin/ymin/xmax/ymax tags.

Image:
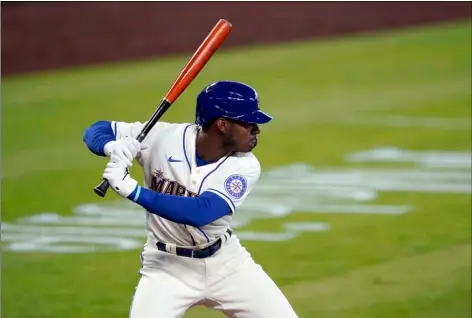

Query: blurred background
<box><xmin>1</xmin><ymin>2</ymin><xmax>471</xmax><ymax>318</ymax></box>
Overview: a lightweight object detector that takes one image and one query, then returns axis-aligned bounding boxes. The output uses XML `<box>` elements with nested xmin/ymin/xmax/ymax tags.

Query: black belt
<box><xmin>156</xmin><ymin>229</ymin><xmax>232</xmax><ymax>259</ymax></box>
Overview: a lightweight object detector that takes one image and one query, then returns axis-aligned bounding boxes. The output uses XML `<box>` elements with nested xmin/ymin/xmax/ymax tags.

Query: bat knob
<box><xmin>94</xmin><ymin>179</ymin><xmax>110</xmax><ymax>197</ymax></box>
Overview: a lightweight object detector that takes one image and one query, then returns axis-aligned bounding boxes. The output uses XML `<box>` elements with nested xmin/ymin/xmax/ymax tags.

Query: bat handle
<box><xmin>94</xmin><ymin>132</ymin><xmax>146</xmax><ymax>198</ymax></box>
<box><xmin>94</xmin><ymin>179</ymin><xmax>110</xmax><ymax>197</ymax></box>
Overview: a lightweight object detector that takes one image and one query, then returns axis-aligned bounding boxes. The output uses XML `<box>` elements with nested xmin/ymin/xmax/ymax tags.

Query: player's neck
<box><xmin>195</xmin><ymin>129</ymin><xmax>229</xmax><ymax>163</ymax></box>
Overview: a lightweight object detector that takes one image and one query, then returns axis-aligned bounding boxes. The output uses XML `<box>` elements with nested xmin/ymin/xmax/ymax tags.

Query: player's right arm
<box><xmin>82</xmin><ymin>120</ymin><xmax>145</xmax><ymax>166</ymax></box>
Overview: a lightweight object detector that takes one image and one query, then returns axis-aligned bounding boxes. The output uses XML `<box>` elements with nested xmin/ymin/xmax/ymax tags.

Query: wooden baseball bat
<box><xmin>94</xmin><ymin>19</ymin><xmax>232</xmax><ymax>197</ymax></box>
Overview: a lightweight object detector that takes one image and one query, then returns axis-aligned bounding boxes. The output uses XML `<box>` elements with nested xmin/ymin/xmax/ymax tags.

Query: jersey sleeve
<box><xmin>111</xmin><ymin>121</ymin><xmax>173</xmax><ymax>140</ymax></box>
<box><xmin>202</xmin><ymin>159</ymin><xmax>261</xmax><ymax>213</ymax></box>
<box><xmin>111</xmin><ymin>121</ymin><xmax>145</xmax><ymax>140</ymax></box>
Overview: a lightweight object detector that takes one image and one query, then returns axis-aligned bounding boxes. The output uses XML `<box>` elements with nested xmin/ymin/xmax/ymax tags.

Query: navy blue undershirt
<box><xmin>83</xmin><ymin>120</ymin><xmax>231</xmax><ymax>228</ymax></box>
<box><xmin>195</xmin><ymin>150</ymin><xmax>214</xmax><ymax>167</ymax></box>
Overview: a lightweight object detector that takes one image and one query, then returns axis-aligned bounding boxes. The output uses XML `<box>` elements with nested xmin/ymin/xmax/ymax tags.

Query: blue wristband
<box><xmin>131</xmin><ymin>186</ymin><xmax>142</xmax><ymax>202</ymax></box>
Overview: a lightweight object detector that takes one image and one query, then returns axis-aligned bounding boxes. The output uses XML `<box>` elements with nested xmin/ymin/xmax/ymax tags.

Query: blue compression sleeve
<box><xmin>128</xmin><ymin>187</ymin><xmax>231</xmax><ymax>228</ymax></box>
<box><xmin>83</xmin><ymin>120</ymin><xmax>116</xmax><ymax>156</ymax></box>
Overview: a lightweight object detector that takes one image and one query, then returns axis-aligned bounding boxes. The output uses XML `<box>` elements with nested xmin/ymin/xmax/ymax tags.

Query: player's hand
<box><xmin>102</xmin><ymin>161</ymin><xmax>138</xmax><ymax>198</ymax></box>
<box><xmin>104</xmin><ymin>136</ymin><xmax>144</xmax><ymax>167</ymax></box>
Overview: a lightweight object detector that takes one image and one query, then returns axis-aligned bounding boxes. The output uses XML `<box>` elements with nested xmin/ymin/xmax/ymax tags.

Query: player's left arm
<box><xmin>102</xmin><ymin>161</ymin><xmax>233</xmax><ymax>228</ymax></box>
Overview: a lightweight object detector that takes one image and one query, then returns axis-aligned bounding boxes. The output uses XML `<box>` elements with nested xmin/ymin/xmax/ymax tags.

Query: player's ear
<box><xmin>216</xmin><ymin>117</ymin><xmax>230</xmax><ymax>134</ymax></box>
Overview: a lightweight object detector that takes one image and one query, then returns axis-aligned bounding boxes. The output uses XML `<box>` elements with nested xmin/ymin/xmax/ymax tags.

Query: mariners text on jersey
<box><xmin>150</xmin><ymin>169</ymin><xmax>198</xmax><ymax>198</ymax></box>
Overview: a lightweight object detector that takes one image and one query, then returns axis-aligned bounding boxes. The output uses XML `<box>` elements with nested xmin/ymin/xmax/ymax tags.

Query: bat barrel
<box><xmin>165</xmin><ymin>19</ymin><xmax>232</xmax><ymax>103</ymax></box>
<box><xmin>93</xmin><ymin>19</ymin><xmax>232</xmax><ymax>198</ymax></box>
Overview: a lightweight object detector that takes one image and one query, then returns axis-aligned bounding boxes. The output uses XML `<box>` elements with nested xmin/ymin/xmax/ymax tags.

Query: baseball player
<box><xmin>83</xmin><ymin>81</ymin><xmax>298</xmax><ymax>318</ymax></box>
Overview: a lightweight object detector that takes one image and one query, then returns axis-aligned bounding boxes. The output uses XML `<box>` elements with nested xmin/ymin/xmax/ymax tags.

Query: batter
<box><xmin>83</xmin><ymin>80</ymin><xmax>298</xmax><ymax>318</ymax></box>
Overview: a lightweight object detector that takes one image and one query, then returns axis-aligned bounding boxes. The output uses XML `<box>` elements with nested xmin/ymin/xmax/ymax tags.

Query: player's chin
<box><xmin>240</xmin><ymin>139</ymin><xmax>257</xmax><ymax>152</ymax></box>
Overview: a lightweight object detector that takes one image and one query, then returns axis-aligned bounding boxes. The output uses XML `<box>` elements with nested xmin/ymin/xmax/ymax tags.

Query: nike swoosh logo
<box><xmin>168</xmin><ymin>156</ymin><xmax>183</xmax><ymax>163</ymax></box>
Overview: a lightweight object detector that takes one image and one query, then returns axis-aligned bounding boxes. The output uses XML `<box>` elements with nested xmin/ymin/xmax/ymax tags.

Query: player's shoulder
<box><xmin>232</xmin><ymin>151</ymin><xmax>260</xmax><ymax>163</ymax></box>
<box><xmin>150</xmin><ymin>122</ymin><xmax>195</xmax><ymax>136</ymax></box>
<box><xmin>156</xmin><ymin>121</ymin><xmax>193</xmax><ymax>130</ymax></box>
<box><xmin>227</xmin><ymin>151</ymin><xmax>261</xmax><ymax>173</ymax></box>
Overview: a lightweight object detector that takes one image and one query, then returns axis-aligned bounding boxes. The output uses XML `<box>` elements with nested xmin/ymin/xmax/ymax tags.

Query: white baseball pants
<box><xmin>129</xmin><ymin>234</ymin><xmax>298</xmax><ymax>318</ymax></box>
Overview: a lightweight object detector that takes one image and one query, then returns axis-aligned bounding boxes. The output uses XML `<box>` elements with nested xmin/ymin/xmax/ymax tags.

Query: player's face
<box><xmin>224</xmin><ymin>118</ymin><xmax>261</xmax><ymax>153</ymax></box>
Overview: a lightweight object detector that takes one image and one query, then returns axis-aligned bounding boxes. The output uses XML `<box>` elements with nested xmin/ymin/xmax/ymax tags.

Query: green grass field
<box><xmin>2</xmin><ymin>21</ymin><xmax>471</xmax><ymax>318</ymax></box>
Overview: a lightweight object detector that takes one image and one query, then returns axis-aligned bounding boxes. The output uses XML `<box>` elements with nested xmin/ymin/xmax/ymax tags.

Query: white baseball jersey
<box><xmin>112</xmin><ymin>120</ymin><xmax>261</xmax><ymax>247</ymax></box>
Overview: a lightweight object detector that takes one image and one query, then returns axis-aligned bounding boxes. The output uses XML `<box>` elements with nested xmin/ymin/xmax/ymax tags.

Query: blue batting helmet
<box><xmin>195</xmin><ymin>81</ymin><xmax>272</xmax><ymax>127</ymax></box>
